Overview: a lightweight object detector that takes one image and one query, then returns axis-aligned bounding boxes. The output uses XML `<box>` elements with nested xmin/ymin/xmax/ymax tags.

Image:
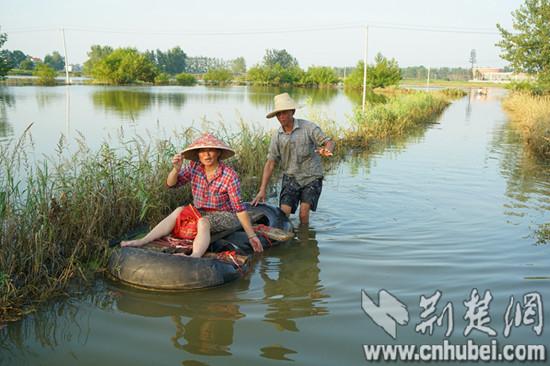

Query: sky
<box><xmin>1</xmin><ymin>0</ymin><xmax>524</xmax><ymax>69</ymax></box>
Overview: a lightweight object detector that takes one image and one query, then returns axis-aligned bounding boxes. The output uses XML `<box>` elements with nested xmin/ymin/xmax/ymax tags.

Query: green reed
<box><xmin>0</xmin><ymin>90</ymin><xmax>457</xmax><ymax>323</ymax></box>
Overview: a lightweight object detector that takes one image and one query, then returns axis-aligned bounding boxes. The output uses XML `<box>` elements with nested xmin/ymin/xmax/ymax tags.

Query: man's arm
<box><xmin>251</xmin><ymin>159</ymin><xmax>276</xmax><ymax>205</ymax></box>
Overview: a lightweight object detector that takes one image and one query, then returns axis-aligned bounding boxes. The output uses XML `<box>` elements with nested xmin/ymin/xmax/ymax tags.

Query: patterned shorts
<box><xmin>198</xmin><ymin>210</ymin><xmax>240</xmax><ymax>233</ymax></box>
<box><xmin>279</xmin><ymin>175</ymin><xmax>323</xmax><ymax>214</ymax></box>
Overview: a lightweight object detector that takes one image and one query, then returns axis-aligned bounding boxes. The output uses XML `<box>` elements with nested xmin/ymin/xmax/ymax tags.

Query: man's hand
<box><xmin>251</xmin><ymin>189</ymin><xmax>266</xmax><ymax>206</ymax></box>
<box><xmin>316</xmin><ymin>147</ymin><xmax>333</xmax><ymax>157</ymax></box>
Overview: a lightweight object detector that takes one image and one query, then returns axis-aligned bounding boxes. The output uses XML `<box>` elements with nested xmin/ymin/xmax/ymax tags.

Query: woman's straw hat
<box><xmin>266</xmin><ymin>93</ymin><xmax>301</xmax><ymax>118</ymax></box>
<box><xmin>181</xmin><ymin>133</ymin><xmax>235</xmax><ymax>161</ymax></box>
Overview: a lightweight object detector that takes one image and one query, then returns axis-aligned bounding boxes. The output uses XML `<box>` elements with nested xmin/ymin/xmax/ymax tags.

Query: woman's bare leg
<box><xmin>189</xmin><ymin>217</ymin><xmax>211</xmax><ymax>257</ymax></box>
<box><xmin>121</xmin><ymin>207</ymin><xmax>182</xmax><ymax>247</ymax></box>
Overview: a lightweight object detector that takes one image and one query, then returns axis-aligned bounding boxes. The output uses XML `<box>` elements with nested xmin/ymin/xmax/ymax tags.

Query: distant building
<box><xmin>472</xmin><ymin>67</ymin><xmax>532</xmax><ymax>82</ymax></box>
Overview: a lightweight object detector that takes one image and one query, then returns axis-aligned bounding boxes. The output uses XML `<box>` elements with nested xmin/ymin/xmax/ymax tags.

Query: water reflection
<box><xmin>0</xmin><ymin>288</ymin><xmax>115</xmax><ymax>364</ymax></box>
<box><xmin>491</xmin><ymin>103</ymin><xmax>550</xmax><ymax>238</ymax></box>
<box><xmin>0</xmin><ymin>89</ymin><xmax>14</xmax><ymax>140</ymax></box>
<box><xmin>260</xmin><ymin>226</ymin><xmax>329</xmax><ymax>334</ymax></box>
<box><xmin>343</xmin><ymin>88</ymin><xmax>386</xmax><ymax>106</ymax></box>
<box><xmin>92</xmin><ymin>89</ymin><xmax>187</xmax><ymax>118</ymax></box>
<box><xmin>35</xmin><ymin>90</ymin><xmax>63</xmax><ymax>109</ymax></box>
<box><xmin>113</xmin><ymin>282</ymin><xmax>248</xmax><ymax>357</ymax></box>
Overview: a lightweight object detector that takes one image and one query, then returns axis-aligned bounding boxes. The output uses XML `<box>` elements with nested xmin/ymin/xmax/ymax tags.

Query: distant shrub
<box><xmin>175</xmin><ymin>72</ymin><xmax>197</xmax><ymax>86</ymax></box>
<box><xmin>154</xmin><ymin>72</ymin><xmax>170</xmax><ymax>85</ymax></box>
<box><xmin>301</xmin><ymin>66</ymin><xmax>339</xmax><ymax>87</ymax></box>
<box><xmin>33</xmin><ymin>63</ymin><xmax>57</xmax><ymax>86</ymax></box>
<box><xmin>203</xmin><ymin>68</ymin><xmax>232</xmax><ymax>85</ymax></box>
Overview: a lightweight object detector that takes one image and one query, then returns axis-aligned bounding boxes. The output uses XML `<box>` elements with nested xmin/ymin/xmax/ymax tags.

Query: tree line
<box><xmin>1</xmin><ymin>40</ymin><xmax>403</xmax><ymax>88</ymax></box>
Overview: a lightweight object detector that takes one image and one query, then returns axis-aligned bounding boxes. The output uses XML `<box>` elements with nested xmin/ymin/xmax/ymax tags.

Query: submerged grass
<box><xmin>501</xmin><ymin>93</ymin><xmax>550</xmax><ymax>161</ymax></box>
<box><xmin>0</xmin><ymin>89</ymin><xmax>459</xmax><ymax>323</ymax></box>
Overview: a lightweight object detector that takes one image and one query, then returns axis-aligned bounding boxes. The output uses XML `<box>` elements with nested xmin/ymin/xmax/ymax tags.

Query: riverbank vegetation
<box><xmin>0</xmin><ymin>88</ymin><xmax>463</xmax><ymax>323</ymax></box>
<box><xmin>501</xmin><ymin>93</ymin><xmax>550</xmax><ymax>160</ymax></box>
<box><xmin>32</xmin><ymin>63</ymin><xmax>57</xmax><ymax>86</ymax></box>
<box><xmin>496</xmin><ymin>0</ymin><xmax>550</xmax><ymax>161</ymax></box>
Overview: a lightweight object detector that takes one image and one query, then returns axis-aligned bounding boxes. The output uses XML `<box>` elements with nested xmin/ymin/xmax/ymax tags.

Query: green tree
<box><xmin>151</xmin><ymin>46</ymin><xmax>187</xmax><ymax>75</ymax></box>
<box><xmin>19</xmin><ymin>58</ymin><xmax>35</xmax><ymax>70</ymax></box>
<box><xmin>497</xmin><ymin>0</ymin><xmax>550</xmax><ymax>82</ymax></box>
<box><xmin>230</xmin><ymin>57</ymin><xmax>246</xmax><ymax>74</ymax></box>
<box><xmin>345</xmin><ymin>53</ymin><xmax>401</xmax><ymax>89</ymax></box>
<box><xmin>203</xmin><ymin>68</ymin><xmax>232</xmax><ymax>85</ymax></box>
<box><xmin>0</xmin><ymin>29</ymin><xmax>10</xmax><ymax>78</ymax></box>
<box><xmin>262</xmin><ymin>49</ymin><xmax>299</xmax><ymax>68</ymax></box>
<box><xmin>186</xmin><ymin>56</ymin><xmax>227</xmax><ymax>74</ymax></box>
<box><xmin>1</xmin><ymin>49</ymin><xmax>27</xmax><ymax>69</ymax></box>
<box><xmin>33</xmin><ymin>63</ymin><xmax>57</xmax><ymax>85</ymax></box>
<box><xmin>83</xmin><ymin>45</ymin><xmax>113</xmax><ymax>76</ymax></box>
<box><xmin>246</xmin><ymin>65</ymin><xmax>270</xmax><ymax>84</ymax></box>
<box><xmin>91</xmin><ymin>48</ymin><xmax>158</xmax><ymax>84</ymax></box>
<box><xmin>44</xmin><ymin>51</ymin><xmax>65</xmax><ymax>71</ymax></box>
<box><xmin>175</xmin><ymin>72</ymin><xmax>197</xmax><ymax>86</ymax></box>
<box><xmin>301</xmin><ymin>66</ymin><xmax>339</xmax><ymax>86</ymax></box>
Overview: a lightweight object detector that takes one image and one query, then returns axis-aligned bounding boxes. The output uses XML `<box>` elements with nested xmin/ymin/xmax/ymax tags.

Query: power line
<box><xmin>3</xmin><ymin>22</ymin><xmax>501</xmax><ymax>36</ymax></box>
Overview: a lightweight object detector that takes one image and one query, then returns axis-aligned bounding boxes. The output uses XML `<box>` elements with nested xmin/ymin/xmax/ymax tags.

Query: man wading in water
<box><xmin>252</xmin><ymin>93</ymin><xmax>335</xmax><ymax>224</ymax></box>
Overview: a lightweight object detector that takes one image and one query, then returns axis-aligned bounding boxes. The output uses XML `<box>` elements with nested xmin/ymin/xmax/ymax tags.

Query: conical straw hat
<box><xmin>181</xmin><ymin>133</ymin><xmax>235</xmax><ymax>161</ymax></box>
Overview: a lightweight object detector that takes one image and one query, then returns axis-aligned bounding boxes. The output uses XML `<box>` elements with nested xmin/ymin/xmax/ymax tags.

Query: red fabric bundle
<box><xmin>171</xmin><ymin>204</ymin><xmax>202</xmax><ymax>240</ymax></box>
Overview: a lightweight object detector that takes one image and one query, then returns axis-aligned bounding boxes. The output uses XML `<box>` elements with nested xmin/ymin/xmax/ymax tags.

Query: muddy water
<box><xmin>1</xmin><ymin>87</ymin><xmax>549</xmax><ymax>365</ymax></box>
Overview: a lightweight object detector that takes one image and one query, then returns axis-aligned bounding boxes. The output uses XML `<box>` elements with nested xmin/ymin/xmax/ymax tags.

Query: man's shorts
<box><xmin>279</xmin><ymin>175</ymin><xmax>323</xmax><ymax>214</ymax></box>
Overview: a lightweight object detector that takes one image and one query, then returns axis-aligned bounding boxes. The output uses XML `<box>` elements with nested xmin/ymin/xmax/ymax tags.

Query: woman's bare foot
<box><xmin>173</xmin><ymin>252</ymin><xmax>190</xmax><ymax>257</ymax></box>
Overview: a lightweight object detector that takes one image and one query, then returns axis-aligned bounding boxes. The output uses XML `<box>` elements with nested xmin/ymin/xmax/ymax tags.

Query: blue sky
<box><xmin>1</xmin><ymin>0</ymin><xmax>523</xmax><ymax>68</ymax></box>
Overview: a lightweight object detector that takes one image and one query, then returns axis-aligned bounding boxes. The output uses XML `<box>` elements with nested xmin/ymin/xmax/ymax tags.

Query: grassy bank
<box><xmin>401</xmin><ymin>78</ymin><xmax>504</xmax><ymax>88</ymax></box>
<box><xmin>335</xmin><ymin>89</ymin><xmax>460</xmax><ymax>148</ymax></box>
<box><xmin>0</xmin><ymin>89</ymin><xmax>460</xmax><ymax>323</ymax></box>
<box><xmin>501</xmin><ymin>93</ymin><xmax>550</xmax><ymax>161</ymax></box>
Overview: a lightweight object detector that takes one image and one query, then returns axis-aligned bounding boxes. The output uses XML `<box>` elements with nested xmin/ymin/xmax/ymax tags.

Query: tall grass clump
<box><xmin>349</xmin><ymin>92</ymin><xmax>450</xmax><ymax>145</ymax></box>
<box><xmin>502</xmin><ymin>93</ymin><xmax>550</xmax><ymax>160</ymax></box>
<box><xmin>439</xmin><ymin>88</ymin><xmax>467</xmax><ymax>99</ymax></box>
<box><xmin>0</xmin><ymin>128</ymin><xmax>198</xmax><ymax>322</ymax></box>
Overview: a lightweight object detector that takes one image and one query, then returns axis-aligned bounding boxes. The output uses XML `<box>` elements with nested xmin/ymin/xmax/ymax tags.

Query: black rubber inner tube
<box><xmin>108</xmin><ymin>204</ymin><xmax>292</xmax><ymax>291</ymax></box>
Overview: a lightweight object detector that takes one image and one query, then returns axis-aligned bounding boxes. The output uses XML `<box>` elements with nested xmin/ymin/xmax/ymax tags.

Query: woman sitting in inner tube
<box><xmin>121</xmin><ymin>132</ymin><xmax>263</xmax><ymax>256</ymax></box>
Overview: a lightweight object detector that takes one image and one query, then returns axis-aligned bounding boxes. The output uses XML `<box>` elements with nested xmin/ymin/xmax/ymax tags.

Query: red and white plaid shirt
<box><xmin>172</xmin><ymin>161</ymin><xmax>246</xmax><ymax>213</ymax></box>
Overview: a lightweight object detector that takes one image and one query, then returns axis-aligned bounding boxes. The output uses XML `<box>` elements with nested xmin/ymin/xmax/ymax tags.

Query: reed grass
<box><xmin>347</xmin><ymin>91</ymin><xmax>451</xmax><ymax>146</ymax></box>
<box><xmin>0</xmin><ymin>89</ymin><xmax>457</xmax><ymax>323</ymax></box>
<box><xmin>502</xmin><ymin>93</ymin><xmax>550</xmax><ymax>161</ymax></box>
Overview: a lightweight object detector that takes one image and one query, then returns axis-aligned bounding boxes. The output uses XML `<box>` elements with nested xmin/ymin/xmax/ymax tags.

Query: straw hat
<box><xmin>266</xmin><ymin>93</ymin><xmax>301</xmax><ymax>118</ymax></box>
<box><xmin>181</xmin><ymin>133</ymin><xmax>235</xmax><ymax>161</ymax></box>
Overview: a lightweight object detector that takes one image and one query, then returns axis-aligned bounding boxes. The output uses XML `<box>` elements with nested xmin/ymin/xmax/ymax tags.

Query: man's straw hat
<box><xmin>181</xmin><ymin>133</ymin><xmax>235</xmax><ymax>161</ymax></box>
<box><xmin>266</xmin><ymin>93</ymin><xmax>301</xmax><ymax>118</ymax></box>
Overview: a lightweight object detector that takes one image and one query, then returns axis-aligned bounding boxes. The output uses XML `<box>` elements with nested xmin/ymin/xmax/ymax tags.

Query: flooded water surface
<box><xmin>1</xmin><ymin>86</ymin><xmax>549</xmax><ymax>365</ymax></box>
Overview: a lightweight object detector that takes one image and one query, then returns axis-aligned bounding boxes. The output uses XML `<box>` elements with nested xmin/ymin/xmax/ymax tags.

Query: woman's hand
<box><xmin>249</xmin><ymin>235</ymin><xmax>263</xmax><ymax>253</ymax></box>
<box><xmin>172</xmin><ymin>153</ymin><xmax>184</xmax><ymax>171</ymax></box>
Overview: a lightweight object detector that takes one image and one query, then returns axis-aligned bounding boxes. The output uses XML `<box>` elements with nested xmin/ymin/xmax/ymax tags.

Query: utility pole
<box><xmin>362</xmin><ymin>25</ymin><xmax>369</xmax><ymax>112</ymax></box>
<box><xmin>61</xmin><ymin>28</ymin><xmax>70</xmax><ymax>85</ymax></box>
<box><xmin>426</xmin><ymin>66</ymin><xmax>431</xmax><ymax>91</ymax></box>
